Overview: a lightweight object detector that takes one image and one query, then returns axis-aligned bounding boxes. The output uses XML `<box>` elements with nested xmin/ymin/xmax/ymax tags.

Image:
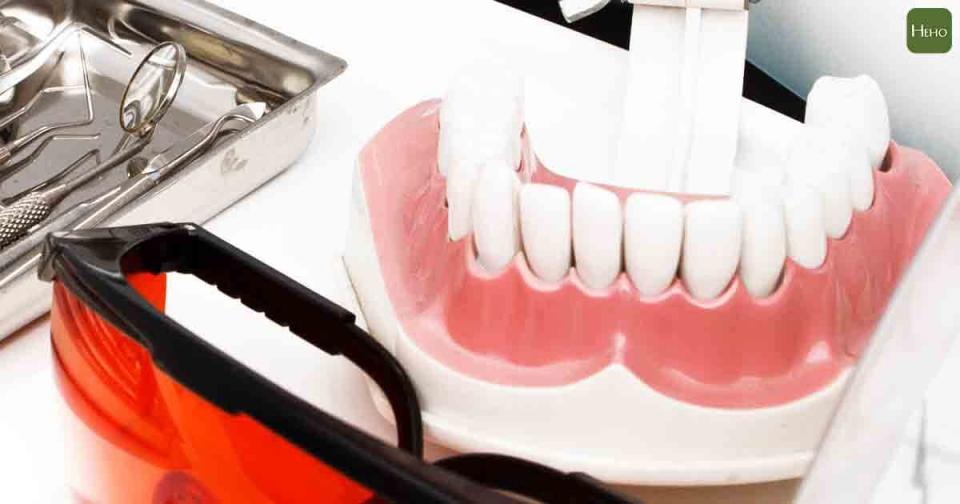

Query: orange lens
<box><xmin>51</xmin><ymin>274</ymin><xmax>375</xmax><ymax>503</ymax></box>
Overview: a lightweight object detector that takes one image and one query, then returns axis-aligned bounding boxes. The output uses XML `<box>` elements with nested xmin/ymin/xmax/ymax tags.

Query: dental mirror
<box><xmin>0</xmin><ymin>41</ymin><xmax>188</xmax><ymax>250</ymax></box>
<box><xmin>119</xmin><ymin>41</ymin><xmax>186</xmax><ymax>137</ymax></box>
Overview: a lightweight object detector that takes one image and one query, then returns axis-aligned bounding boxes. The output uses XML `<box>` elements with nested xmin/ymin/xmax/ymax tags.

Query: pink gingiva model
<box><xmin>345</xmin><ymin>0</ymin><xmax>951</xmax><ymax>487</ymax></box>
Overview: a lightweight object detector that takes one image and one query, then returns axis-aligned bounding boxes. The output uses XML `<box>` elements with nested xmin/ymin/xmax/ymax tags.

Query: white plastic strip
<box><xmin>559</xmin><ymin>0</ymin><xmax>612</xmax><ymax>23</ymax></box>
<box><xmin>736</xmin><ymin>98</ymin><xmax>805</xmax><ymax>173</ymax></box>
<box><xmin>631</xmin><ymin>0</ymin><xmax>746</xmax><ymax>10</ymax></box>
<box><xmin>667</xmin><ymin>7</ymin><xmax>703</xmax><ymax>192</ymax></box>
<box><xmin>613</xmin><ymin>3</ymin><xmax>749</xmax><ymax>195</ymax></box>
<box><xmin>612</xmin><ymin>5</ymin><xmax>685</xmax><ymax>191</ymax></box>
<box><xmin>683</xmin><ymin>9</ymin><xmax>748</xmax><ymax>195</ymax></box>
<box><xmin>558</xmin><ymin>0</ymin><xmax>746</xmax><ymax>26</ymax></box>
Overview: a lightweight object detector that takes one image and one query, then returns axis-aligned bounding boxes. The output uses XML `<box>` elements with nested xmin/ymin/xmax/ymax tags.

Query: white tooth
<box><xmin>623</xmin><ymin>193</ymin><xmax>683</xmax><ymax>296</ymax></box>
<box><xmin>436</xmin><ymin>128</ymin><xmax>458</xmax><ymax>177</ymax></box>
<box><xmin>814</xmin><ymin>169</ymin><xmax>852</xmax><ymax>239</ymax></box>
<box><xmin>732</xmin><ymin>167</ymin><xmax>784</xmax><ymax>195</ymax></box>
<box><xmin>787</xmin><ymin>130</ymin><xmax>854</xmax><ymax>238</ymax></box>
<box><xmin>849</xmin><ymin>160</ymin><xmax>874</xmax><ymax>212</ymax></box>
<box><xmin>438</xmin><ymin>127</ymin><xmax>521</xmax><ymax>178</ymax></box>
<box><xmin>447</xmin><ymin>158</ymin><xmax>482</xmax><ymax>240</ymax></box>
<box><xmin>682</xmin><ymin>200</ymin><xmax>741</xmax><ymax>300</ymax></box>
<box><xmin>438</xmin><ymin>63</ymin><xmax>524</xmax><ymax>176</ymax></box>
<box><xmin>472</xmin><ymin>161</ymin><xmax>520</xmax><ymax>273</ymax></box>
<box><xmin>782</xmin><ymin>185</ymin><xmax>827</xmax><ymax>269</ymax></box>
<box><xmin>520</xmin><ymin>184</ymin><xmax>572</xmax><ymax>283</ymax></box>
<box><xmin>734</xmin><ymin>173</ymin><xmax>787</xmax><ymax>298</ymax></box>
<box><xmin>440</xmin><ymin>64</ymin><xmax>524</xmax><ymax>132</ymax></box>
<box><xmin>572</xmin><ymin>183</ymin><xmax>623</xmax><ymax>289</ymax></box>
<box><xmin>841</xmin><ymin>136</ymin><xmax>875</xmax><ymax>211</ymax></box>
<box><xmin>736</xmin><ymin>98</ymin><xmax>806</xmax><ymax>173</ymax></box>
<box><xmin>806</xmin><ymin>74</ymin><xmax>891</xmax><ymax>168</ymax></box>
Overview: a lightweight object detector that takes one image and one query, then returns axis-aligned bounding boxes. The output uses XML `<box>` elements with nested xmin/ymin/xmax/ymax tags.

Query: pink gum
<box><xmin>358</xmin><ymin>100</ymin><xmax>951</xmax><ymax>408</ymax></box>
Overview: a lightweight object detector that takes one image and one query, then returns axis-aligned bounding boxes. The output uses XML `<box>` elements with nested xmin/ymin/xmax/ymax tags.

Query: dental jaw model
<box><xmin>345</xmin><ymin>0</ymin><xmax>951</xmax><ymax>487</ymax></box>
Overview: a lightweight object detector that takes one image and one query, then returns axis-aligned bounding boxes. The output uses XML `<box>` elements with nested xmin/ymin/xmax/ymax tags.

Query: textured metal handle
<box><xmin>0</xmin><ymin>193</ymin><xmax>52</xmax><ymax>249</ymax></box>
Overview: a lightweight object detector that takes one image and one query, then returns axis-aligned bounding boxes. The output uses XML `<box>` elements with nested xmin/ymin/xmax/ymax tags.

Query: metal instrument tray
<box><xmin>0</xmin><ymin>0</ymin><xmax>346</xmax><ymax>339</ymax></box>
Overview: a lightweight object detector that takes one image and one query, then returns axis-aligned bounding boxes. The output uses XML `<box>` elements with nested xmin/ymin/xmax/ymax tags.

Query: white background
<box><xmin>747</xmin><ymin>0</ymin><xmax>960</xmax><ymax>180</ymax></box>
<box><xmin>0</xmin><ymin>0</ymin><xmax>959</xmax><ymax>502</ymax></box>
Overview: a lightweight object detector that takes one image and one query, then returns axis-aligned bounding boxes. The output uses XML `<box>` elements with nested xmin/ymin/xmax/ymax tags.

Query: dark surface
<box><xmin>493</xmin><ymin>0</ymin><xmax>806</xmax><ymax>120</ymax></box>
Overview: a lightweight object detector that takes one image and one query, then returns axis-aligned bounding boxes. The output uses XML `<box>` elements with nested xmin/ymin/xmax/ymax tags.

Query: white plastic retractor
<box><xmin>559</xmin><ymin>0</ymin><xmax>613</xmax><ymax>22</ymax></box>
<box><xmin>559</xmin><ymin>0</ymin><xmax>750</xmax><ymax>196</ymax></box>
<box><xmin>560</xmin><ymin>0</ymin><xmax>747</xmax><ymax>22</ymax></box>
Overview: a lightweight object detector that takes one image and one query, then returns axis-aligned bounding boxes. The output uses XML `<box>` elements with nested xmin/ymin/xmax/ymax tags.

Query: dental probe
<box><xmin>59</xmin><ymin>103</ymin><xmax>265</xmax><ymax>240</ymax></box>
<box><xmin>0</xmin><ymin>149</ymin><xmax>100</xmax><ymax>208</ymax></box>
<box><xmin>0</xmin><ymin>102</ymin><xmax>265</xmax><ymax>269</ymax></box>
<box><xmin>88</xmin><ymin>103</ymin><xmax>266</xmax><ymax>231</ymax></box>
<box><xmin>131</xmin><ymin>102</ymin><xmax>266</xmax><ymax>179</ymax></box>
<box><xmin>0</xmin><ymin>133</ymin><xmax>100</xmax><ymax>184</ymax></box>
<box><xmin>0</xmin><ymin>42</ymin><xmax>187</xmax><ymax>249</ymax></box>
<box><xmin>0</xmin><ymin>140</ymin><xmax>146</xmax><ymax>248</ymax></box>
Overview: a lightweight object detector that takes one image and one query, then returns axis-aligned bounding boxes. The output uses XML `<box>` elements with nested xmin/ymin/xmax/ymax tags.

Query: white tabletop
<box><xmin>1</xmin><ymin>0</ymin><xmax>958</xmax><ymax>502</ymax></box>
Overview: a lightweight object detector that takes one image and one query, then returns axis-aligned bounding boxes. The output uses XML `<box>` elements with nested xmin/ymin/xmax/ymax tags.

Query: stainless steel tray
<box><xmin>0</xmin><ymin>0</ymin><xmax>346</xmax><ymax>339</ymax></box>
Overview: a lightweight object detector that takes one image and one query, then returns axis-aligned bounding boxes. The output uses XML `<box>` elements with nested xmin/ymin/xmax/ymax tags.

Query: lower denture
<box><xmin>358</xmin><ymin>99</ymin><xmax>951</xmax><ymax>408</ymax></box>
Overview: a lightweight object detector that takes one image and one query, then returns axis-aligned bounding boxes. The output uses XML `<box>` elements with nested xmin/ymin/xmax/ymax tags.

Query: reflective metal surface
<box><xmin>119</xmin><ymin>41</ymin><xmax>185</xmax><ymax>135</ymax></box>
<box><xmin>0</xmin><ymin>0</ymin><xmax>346</xmax><ymax>338</ymax></box>
<box><xmin>0</xmin><ymin>35</ymin><xmax>93</xmax><ymax>167</ymax></box>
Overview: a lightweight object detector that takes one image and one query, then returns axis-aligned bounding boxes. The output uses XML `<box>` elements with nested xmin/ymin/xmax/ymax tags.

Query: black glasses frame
<box><xmin>40</xmin><ymin>223</ymin><xmax>637</xmax><ymax>504</ymax></box>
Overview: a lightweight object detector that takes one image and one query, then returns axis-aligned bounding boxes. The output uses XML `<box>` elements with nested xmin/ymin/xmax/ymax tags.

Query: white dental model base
<box><xmin>346</xmin><ymin>166</ymin><xmax>849</xmax><ymax>485</ymax></box>
<box><xmin>344</xmin><ymin>71</ymin><xmax>936</xmax><ymax>485</ymax></box>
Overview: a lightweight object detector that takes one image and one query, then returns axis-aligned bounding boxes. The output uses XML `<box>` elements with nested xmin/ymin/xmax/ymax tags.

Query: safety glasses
<box><xmin>40</xmin><ymin>223</ymin><xmax>636</xmax><ymax>503</ymax></box>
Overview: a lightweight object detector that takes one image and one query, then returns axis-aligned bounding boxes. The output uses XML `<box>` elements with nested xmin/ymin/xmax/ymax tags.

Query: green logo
<box><xmin>908</xmin><ymin>8</ymin><xmax>952</xmax><ymax>53</ymax></box>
